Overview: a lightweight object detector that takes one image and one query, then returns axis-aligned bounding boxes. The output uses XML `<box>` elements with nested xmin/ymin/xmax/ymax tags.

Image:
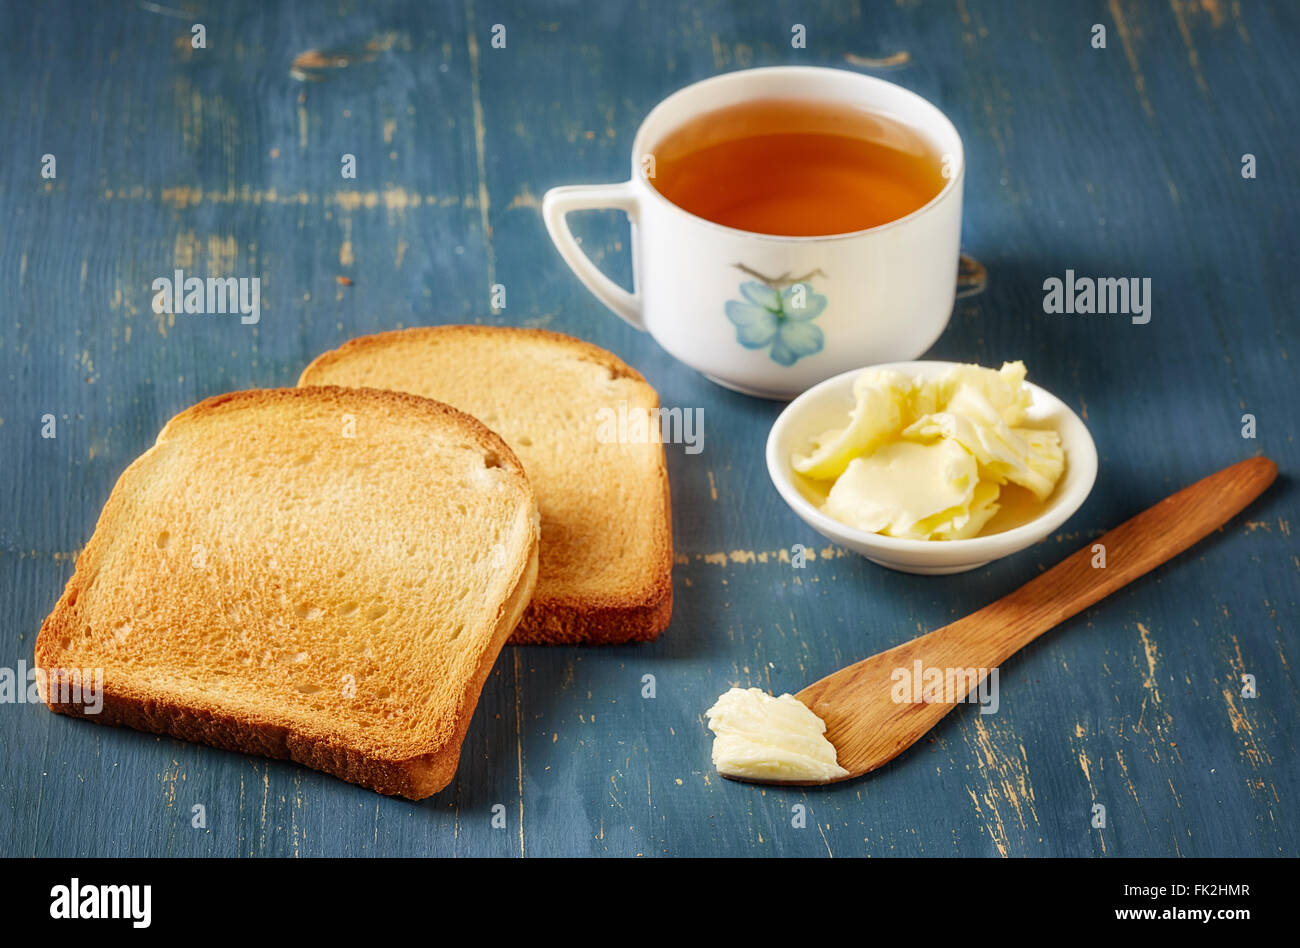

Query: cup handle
<box><xmin>542</xmin><ymin>182</ymin><xmax>644</xmax><ymax>331</ymax></box>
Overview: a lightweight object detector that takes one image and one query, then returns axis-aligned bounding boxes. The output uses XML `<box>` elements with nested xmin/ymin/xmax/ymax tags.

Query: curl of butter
<box><xmin>798</xmin><ymin>361</ymin><xmax>1066</xmax><ymax>541</ymax></box>
<box><xmin>705</xmin><ymin>687</ymin><xmax>849</xmax><ymax>782</ymax></box>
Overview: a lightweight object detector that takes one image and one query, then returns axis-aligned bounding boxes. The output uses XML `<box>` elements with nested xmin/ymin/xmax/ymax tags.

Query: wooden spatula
<box><xmin>747</xmin><ymin>456</ymin><xmax>1277</xmax><ymax>786</ymax></box>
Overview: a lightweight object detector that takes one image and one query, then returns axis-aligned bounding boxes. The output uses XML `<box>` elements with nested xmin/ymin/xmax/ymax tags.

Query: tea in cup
<box><xmin>543</xmin><ymin>66</ymin><xmax>964</xmax><ymax>399</ymax></box>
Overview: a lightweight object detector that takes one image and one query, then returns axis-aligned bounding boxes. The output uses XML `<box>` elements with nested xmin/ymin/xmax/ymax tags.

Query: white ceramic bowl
<box><xmin>765</xmin><ymin>361</ymin><xmax>1098</xmax><ymax>574</ymax></box>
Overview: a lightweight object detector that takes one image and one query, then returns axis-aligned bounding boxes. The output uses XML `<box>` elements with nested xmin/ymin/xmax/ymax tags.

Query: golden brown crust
<box><xmin>509</xmin><ymin>434</ymin><xmax>673</xmax><ymax>645</ymax></box>
<box><xmin>35</xmin><ymin>386</ymin><xmax>539</xmax><ymax>799</ymax></box>
<box><xmin>159</xmin><ymin>384</ymin><xmax>528</xmax><ymax>478</ymax></box>
<box><xmin>299</xmin><ymin>325</ymin><xmax>675</xmax><ymax>646</ymax></box>
<box><xmin>36</xmin><ymin>543</ymin><xmax>539</xmax><ymax>799</ymax></box>
<box><xmin>298</xmin><ymin>324</ymin><xmax>651</xmax><ymax>388</ymax></box>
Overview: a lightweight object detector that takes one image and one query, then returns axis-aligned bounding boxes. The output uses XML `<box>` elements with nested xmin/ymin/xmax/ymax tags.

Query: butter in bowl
<box><xmin>765</xmin><ymin>361</ymin><xmax>1098</xmax><ymax>574</ymax></box>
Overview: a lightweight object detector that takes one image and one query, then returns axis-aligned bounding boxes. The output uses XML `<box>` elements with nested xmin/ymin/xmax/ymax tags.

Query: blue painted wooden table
<box><xmin>2</xmin><ymin>0</ymin><xmax>1296</xmax><ymax>857</ymax></box>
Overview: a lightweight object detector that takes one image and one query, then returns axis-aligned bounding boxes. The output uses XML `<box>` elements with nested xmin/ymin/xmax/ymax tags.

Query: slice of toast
<box><xmin>35</xmin><ymin>386</ymin><xmax>539</xmax><ymax>799</ymax></box>
<box><xmin>299</xmin><ymin>326</ymin><xmax>673</xmax><ymax>645</ymax></box>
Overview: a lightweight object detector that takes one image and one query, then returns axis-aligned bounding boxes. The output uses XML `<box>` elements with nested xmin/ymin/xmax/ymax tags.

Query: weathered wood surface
<box><xmin>0</xmin><ymin>0</ymin><xmax>1295</xmax><ymax>856</ymax></box>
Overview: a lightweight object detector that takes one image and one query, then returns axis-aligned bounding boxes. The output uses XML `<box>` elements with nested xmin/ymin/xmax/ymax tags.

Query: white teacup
<box><xmin>543</xmin><ymin>66</ymin><xmax>964</xmax><ymax>400</ymax></box>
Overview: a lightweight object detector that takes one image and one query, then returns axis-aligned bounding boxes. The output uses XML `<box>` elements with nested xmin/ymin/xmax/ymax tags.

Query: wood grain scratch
<box><xmin>512</xmin><ymin>648</ymin><xmax>525</xmax><ymax>857</ymax></box>
<box><xmin>965</xmin><ymin>786</ymin><xmax>1009</xmax><ymax>856</ymax></box>
<box><xmin>1169</xmin><ymin>0</ymin><xmax>1210</xmax><ymax>92</ymax></box>
<box><xmin>160</xmin><ymin>758</ymin><xmax>180</xmax><ymax>807</ymax></box>
<box><xmin>131</xmin><ymin>185</ymin><xmax>456</xmax><ymax>210</ymax></box>
<box><xmin>844</xmin><ymin>51</ymin><xmax>911</xmax><ymax>69</ymax></box>
<box><xmin>673</xmin><ymin>546</ymin><xmax>852</xmax><ymax>567</ymax></box>
<box><xmin>1133</xmin><ymin>622</ymin><xmax>1178</xmax><ymax>760</ymax></box>
<box><xmin>1108</xmin><ymin>0</ymin><xmax>1156</xmax><ymax>119</ymax></box>
<box><xmin>465</xmin><ymin>0</ymin><xmax>495</xmax><ymax>288</ymax></box>
<box><xmin>965</xmin><ymin>716</ymin><xmax>1039</xmax><ymax>837</ymax></box>
<box><xmin>1221</xmin><ymin>636</ymin><xmax>1271</xmax><ymax>769</ymax></box>
<box><xmin>1228</xmin><ymin>0</ymin><xmax>1251</xmax><ymax>43</ymax></box>
<box><xmin>1071</xmin><ymin>725</ymin><xmax>1107</xmax><ymax>854</ymax></box>
<box><xmin>339</xmin><ymin>217</ymin><xmax>354</xmax><ymax>268</ymax></box>
<box><xmin>815</xmin><ymin>816</ymin><xmax>834</xmax><ymax>857</ymax></box>
<box><xmin>507</xmin><ymin>184</ymin><xmax>540</xmax><ymax>209</ymax></box>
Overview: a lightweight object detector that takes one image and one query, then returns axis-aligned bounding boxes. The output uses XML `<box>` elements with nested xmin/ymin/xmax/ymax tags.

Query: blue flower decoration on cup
<box><xmin>724</xmin><ymin>279</ymin><xmax>827</xmax><ymax>366</ymax></box>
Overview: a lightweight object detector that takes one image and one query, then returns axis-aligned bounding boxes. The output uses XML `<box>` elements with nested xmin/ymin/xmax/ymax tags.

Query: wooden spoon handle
<box><xmin>957</xmin><ymin>456</ymin><xmax>1277</xmax><ymax>668</ymax></box>
<box><xmin>793</xmin><ymin>457</ymin><xmax>1277</xmax><ymax>783</ymax></box>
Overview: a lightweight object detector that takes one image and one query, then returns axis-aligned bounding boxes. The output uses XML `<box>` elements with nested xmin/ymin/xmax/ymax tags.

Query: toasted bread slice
<box><xmin>299</xmin><ymin>326</ymin><xmax>673</xmax><ymax>645</ymax></box>
<box><xmin>35</xmin><ymin>386</ymin><xmax>539</xmax><ymax>799</ymax></box>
